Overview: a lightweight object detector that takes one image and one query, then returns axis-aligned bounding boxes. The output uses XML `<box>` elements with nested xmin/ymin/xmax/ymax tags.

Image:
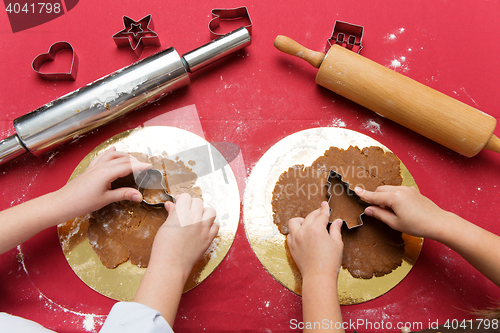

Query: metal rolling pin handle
<box><xmin>0</xmin><ymin>27</ymin><xmax>251</xmax><ymax>166</ymax></box>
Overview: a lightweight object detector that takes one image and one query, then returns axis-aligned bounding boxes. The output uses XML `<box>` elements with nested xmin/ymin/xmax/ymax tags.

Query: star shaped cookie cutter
<box><xmin>326</xmin><ymin>169</ymin><xmax>370</xmax><ymax>229</ymax></box>
<box><xmin>208</xmin><ymin>7</ymin><xmax>252</xmax><ymax>39</ymax></box>
<box><xmin>112</xmin><ymin>14</ymin><xmax>161</xmax><ymax>57</ymax></box>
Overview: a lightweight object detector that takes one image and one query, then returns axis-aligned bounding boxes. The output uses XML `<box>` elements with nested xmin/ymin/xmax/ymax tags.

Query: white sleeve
<box><xmin>100</xmin><ymin>302</ymin><xmax>173</xmax><ymax>333</ymax></box>
<box><xmin>0</xmin><ymin>313</ymin><xmax>56</xmax><ymax>333</ymax></box>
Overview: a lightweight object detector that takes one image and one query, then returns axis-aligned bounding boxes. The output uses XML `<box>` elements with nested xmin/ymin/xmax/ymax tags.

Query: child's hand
<box><xmin>287</xmin><ymin>201</ymin><xmax>344</xmax><ymax>280</ymax></box>
<box><xmin>133</xmin><ymin>193</ymin><xmax>218</xmax><ymax>324</ymax></box>
<box><xmin>355</xmin><ymin>186</ymin><xmax>450</xmax><ymax>239</ymax></box>
<box><xmin>149</xmin><ymin>193</ymin><xmax>219</xmax><ymax>279</ymax></box>
<box><xmin>56</xmin><ymin>147</ymin><xmax>151</xmax><ymax>219</ymax></box>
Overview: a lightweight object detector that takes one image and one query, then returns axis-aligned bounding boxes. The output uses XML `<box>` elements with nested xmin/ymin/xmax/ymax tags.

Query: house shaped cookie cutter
<box><xmin>326</xmin><ymin>20</ymin><xmax>364</xmax><ymax>54</ymax></box>
<box><xmin>326</xmin><ymin>169</ymin><xmax>369</xmax><ymax>229</ymax></box>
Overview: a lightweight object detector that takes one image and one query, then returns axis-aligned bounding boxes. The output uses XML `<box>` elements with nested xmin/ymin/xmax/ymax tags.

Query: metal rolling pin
<box><xmin>0</xmin><ymin>27</ymin><xmax>251</xmax><ymax>165</ymax></box>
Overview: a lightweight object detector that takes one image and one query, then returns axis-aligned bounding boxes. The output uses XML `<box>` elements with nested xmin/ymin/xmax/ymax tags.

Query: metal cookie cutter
<box><xmin>326</xmin><ymin>20</ymin><xmax>364</xmax><ymax>54</ymax></box>
<box><xmin>112</xmin><ymin>14</ymin><xmax>161</xmax><ymax>57</ymax></box>
<box><xmin>32</xmin><ymin>41</ymin><xmax>79</xmax><ymax>80</ymax></box>
<box><xmin>135</xmin><ymin>168</ymin><xmax>175</xmax><ymax>208</ymax></box>
<box><xmin>209</xmin><ymin>7</ymin><xmax>253</xmax><ymax>39</ymax></box>
<box><xmin>326</xmin><ymin>169</ymin><xmax>370</xmax><ymax>229</ymax></box>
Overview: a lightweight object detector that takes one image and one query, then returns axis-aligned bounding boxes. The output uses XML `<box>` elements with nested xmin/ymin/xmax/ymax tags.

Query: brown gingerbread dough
<box><xmin>341</xmin><ymin>215</ymin><xmax>405</xmax><ymax>278</ymax></box>
<box><xmin>87</xmin><ymin>152</ymin><xmax>202</xmax><ymax>269</ymax></box>
<box><xmin>271</xmin><ymin>165</ymin><xmax>328</xmax><ymax>235</ymax></box>
<box><xmin>272</xmin><ymin>145</ymin><xmax>405</xmax><ymax>279</ymax></box>
<box><xmin>142</xmin><ymin>188</ymin><xmax>170</xmax><ymax>204</ymax></box>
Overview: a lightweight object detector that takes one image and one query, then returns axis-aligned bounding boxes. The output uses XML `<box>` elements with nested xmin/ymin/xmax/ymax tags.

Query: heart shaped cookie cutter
<box><xmin>209</xmin><ymin>7</ymin><xmax>253</xmax><ymax>39</ymax></box>
<box><xmin>32</xmin><ymin>41</ymin><xmax>79</xmax><ymax>80</ymax></box>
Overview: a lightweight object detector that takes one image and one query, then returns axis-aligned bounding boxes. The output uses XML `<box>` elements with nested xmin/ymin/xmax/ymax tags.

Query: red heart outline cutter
<box><xmin>32</xmin><ymin>41</ymin><xmax>79</xmax><ymax>81</ymax></box>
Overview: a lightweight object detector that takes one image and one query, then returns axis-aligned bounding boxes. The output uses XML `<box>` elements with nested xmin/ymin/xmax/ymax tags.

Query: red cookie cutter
<box><xmin>208</xmin><ymin>7</ymin><xmax>253</xmax><ymax>39</ymax></box>
<box><xmin>31</xmin><ymin>41</ymin><xmax>79</xmax><ymax>81</ymax></box>
<box><xmin>112</xmin><ymin>14</ymin><xmax>161</xmax><ymax>57</ymax></box>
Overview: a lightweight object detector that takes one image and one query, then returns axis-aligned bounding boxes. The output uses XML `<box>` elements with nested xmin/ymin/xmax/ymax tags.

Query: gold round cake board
<box><xmin>58</xmin><ymin>126</ymin><xmax>240</xmax><ymax>301</ymax></box>
<box><xmin>243</xmin><ymin>127</ymin><xmax>423</xmax><ymax>305</ymax></box>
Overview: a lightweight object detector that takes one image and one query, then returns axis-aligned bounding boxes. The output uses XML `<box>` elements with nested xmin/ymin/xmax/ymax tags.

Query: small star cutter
<box><xmin>112</xmin><ymin>14</ymin><xmax>161</xmax><ymax>57</ymax></box>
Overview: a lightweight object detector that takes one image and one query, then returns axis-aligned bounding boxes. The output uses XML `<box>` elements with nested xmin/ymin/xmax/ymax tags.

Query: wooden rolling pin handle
<box><xmin>485</xmin><ymin>134</ymin><xmax>500</xmax><ymax>154</ymax></box>
<box><xmin>274</xmin><ymin>35</ymin><xmax>325</xmax><ymax>68</ymax></box>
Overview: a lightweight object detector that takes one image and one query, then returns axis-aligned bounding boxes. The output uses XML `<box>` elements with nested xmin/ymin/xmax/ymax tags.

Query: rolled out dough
<box><xmin>87</xmin><ymin>152</ymin><xmax>202</xmax><ymax>269</ymax></box>
<box><xmin>271</xmin><ymin>145</ymin><xmax>405</xmax><ymax>279</ymax></box>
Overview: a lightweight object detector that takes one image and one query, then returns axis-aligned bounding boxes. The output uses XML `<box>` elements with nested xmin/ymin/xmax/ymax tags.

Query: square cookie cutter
<box><xmin>326</xmin><ymin>169</ymin><xmax>370</xmax><ymax>229</ymax></box>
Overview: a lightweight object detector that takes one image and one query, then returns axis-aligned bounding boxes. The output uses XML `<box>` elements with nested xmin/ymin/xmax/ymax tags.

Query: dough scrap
<box><xmin>272</xmin><ymin>145</ymin><xmax>405</xmax><ymax>279</ymax></box>
<box><xmin>87</xmin><ymin>153</ymin><xmax>202</xmax><ymax>269</ymax></box>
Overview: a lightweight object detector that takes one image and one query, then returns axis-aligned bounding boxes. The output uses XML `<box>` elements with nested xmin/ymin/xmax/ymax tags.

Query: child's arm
<box><xmin>0</xmin><ymin>147</ymin><xmax>150</xmax><ymax>254</ymax></box>
<box><xmin>133</xmin><ymin>193</ymin><xmax>219</xmax><ymax>327</ymax></box>
<box><xmin>287</xmin><ymin>201</ymin><xmax>345</xmax><ymax>333</ymax></box>
<box><xmin>356</xmin><ymin>185</ymin><xmax>500</xmax><ymax>287</ymax></box>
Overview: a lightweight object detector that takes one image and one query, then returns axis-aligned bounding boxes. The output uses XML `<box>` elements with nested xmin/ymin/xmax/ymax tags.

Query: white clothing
<box><xmin>0</xmin><ymin>302</ymin><xmax>173</xmax><ymax>332</ymax></box>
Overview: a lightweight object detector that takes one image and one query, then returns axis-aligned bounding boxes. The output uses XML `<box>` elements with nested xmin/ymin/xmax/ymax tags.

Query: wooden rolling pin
<box><xmin>274</xmin><ymin>35</ymin><xmax>500</xmax><ymax>157</ymax></box>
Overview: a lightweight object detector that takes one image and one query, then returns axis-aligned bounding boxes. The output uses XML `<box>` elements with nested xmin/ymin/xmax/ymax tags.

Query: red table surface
<box><xmin>1</xmin><ymin>1</ymin><xmax>500</xmax><ymax>332</ymax></box>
